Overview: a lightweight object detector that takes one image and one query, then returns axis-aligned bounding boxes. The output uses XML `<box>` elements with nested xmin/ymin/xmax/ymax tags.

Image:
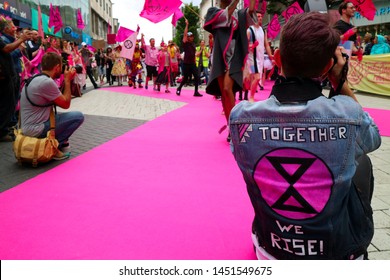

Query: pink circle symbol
<box><xmin>254</xmin><ymin>148</ymin><xmax>333</xmax><ymax>220</ymax></box>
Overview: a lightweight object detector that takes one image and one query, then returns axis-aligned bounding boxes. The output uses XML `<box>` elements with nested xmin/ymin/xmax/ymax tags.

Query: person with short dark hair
<box><xmin>229</xmin><ymin>12</ymin><xmax>381</xmax><ymax>260</ymax></box>
<box><xmin>175</xmin><ymin>19</ymin><xmax>202</xmax><ymax>97</ymax></box>
<box><xmin>141</xmin><ymin>34</ymin><xmax>159</xmax><ymax>90</ymax></box>
<box><xmin>333</xmin><ymin>1</ymin><xmax>359</xmax><ymax>55</ymax></box>
<box><xmin>0</xmin><ymin>16</ymin><xmax>31</xmax><ymax>141</ymax></box>
<box><xmin>19</xmin><ymin>52</ymin><xmax>84</xmax><ymax>160</ymax></box>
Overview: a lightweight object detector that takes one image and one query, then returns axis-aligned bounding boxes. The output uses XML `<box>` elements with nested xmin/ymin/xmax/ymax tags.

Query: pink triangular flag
<box><xmin>281</xmin><ymin>1</ymin><xmax>304</xmax><ymax>23</ymax></box>
<box><xmin>77</xmin><ymin>9</ymin><xmax>85</xmax><ymax>29</ymax></box>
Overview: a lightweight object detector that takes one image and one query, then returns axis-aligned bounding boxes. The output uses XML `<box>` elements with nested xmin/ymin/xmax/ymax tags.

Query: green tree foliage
<box><xmin>173</xmin><ymin>3</ymin><xmax>201</xmax><ymax>47</ymax></box>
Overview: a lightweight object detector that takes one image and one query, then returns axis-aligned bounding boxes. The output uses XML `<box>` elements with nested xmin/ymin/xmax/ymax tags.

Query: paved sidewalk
<box><xmin>1</xmin><ymin>80</ymin><xmax>389</xmax><ymax>259</ymax></box>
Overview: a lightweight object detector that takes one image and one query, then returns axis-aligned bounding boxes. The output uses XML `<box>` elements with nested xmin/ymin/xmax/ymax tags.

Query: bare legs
<box><xmin>218</xmin><ymin>72</ymin><xmax>235</xmax><ymax>123</ymax></box>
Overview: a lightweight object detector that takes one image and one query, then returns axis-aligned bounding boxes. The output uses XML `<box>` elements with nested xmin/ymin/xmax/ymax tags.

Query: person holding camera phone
<box><xmin>0</xmin><ymin>16</ymin><xmax>32</xmax><ymax>141</ymax></box>
<box><xmin>19</xmin><ymin>52</ymin><xmax>84</xmax><ymax>160</ymax></box>
<box><xmin>229</xmin><ymin>12</ymin><xmax>381</xmax><ymax>259</ymax></box>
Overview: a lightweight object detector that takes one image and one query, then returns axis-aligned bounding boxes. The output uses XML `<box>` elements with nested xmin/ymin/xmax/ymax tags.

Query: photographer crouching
<box><xmin>19</xmin><ymin>52</ymin><xmax>84</xmax><ymax>161</ymax></box>
<box><xmin>229</xmin><ymin>12</ymin><xmax>381</xmax><ymax>259</ymax></box>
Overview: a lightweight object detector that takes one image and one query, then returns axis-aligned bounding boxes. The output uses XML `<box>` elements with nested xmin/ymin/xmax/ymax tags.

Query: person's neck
<box><xmin>41</xmin><ymin>70</ymin><xmax>54</xmax><ymax>79</ymax></box>
<box><xmin>341</xmin><ymin>14</ymin><xmax>351</xmax><ymax>24</ymax></box>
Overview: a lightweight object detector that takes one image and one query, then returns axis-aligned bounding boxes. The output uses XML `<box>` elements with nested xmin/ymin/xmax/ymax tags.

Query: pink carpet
<box><xmin>0</xmin><ymin>81</ymin><xmax>388</xmax><ymax>260</ymax></box>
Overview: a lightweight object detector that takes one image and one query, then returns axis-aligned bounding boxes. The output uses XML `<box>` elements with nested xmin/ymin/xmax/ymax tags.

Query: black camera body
<box><xmin>62</xmin><ymin>63</ymin><xmax>83</xmax><ymax>74</ymax></box>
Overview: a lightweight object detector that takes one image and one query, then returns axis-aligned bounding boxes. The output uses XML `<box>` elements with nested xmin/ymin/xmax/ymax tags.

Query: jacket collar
<box><xmin>270</xmin><ymin>76</ymin><xmax>324</xmax><ymax>103</ymax></box>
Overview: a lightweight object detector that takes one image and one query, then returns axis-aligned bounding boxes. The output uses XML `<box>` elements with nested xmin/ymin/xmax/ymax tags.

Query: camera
<box><xmin>62</xmin><ymin>63</ymin><xmax>83</xmax><ymax>74</ymax></box>
<box><xmin>328</xmin><ymin>52</ymin><xmax>349</xmax><ymax>98</ymax></box>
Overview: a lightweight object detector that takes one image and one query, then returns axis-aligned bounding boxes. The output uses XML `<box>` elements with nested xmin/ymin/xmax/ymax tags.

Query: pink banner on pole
<box><xmin>107</xmin><ymin>34</ymin><xmax>117</xmax><ymax>45</ymax></box>
<box><xmin>48</xmin><ymin>4</ymin><xmax>63</xmax><ymax>34</ymax></box>
<box><xmin>350</xmin><ymin>0</ymin><xmax>376</xmax><ymax>21</ymax></box>
<box><xmin>140</xmin><ymin>0</ymin><xmax>182</xmax><ymax>24</ymax></box>
<box><xmin>116</xmin><ymin>26</ymin><xmax>135</xmax><ymax>42</ymax></box>
<box><xmin>120</xmin><ymin>26</ymin><xmax>140</xmax><ymax>60</ymax></box>
<box><xmin>281</xmin><ymin>1</ymin><xmax>304</xmax><ymax>23</ymax></box>
<box><xmin>77</xmin><ymin>9</ymin><xmax>85</xmax><ymax>30</ymax></box>
<box><xmin>37</xmin><ymin>5</ymin><xmax>44</xmax><ymax>38</ymax></box>
<box><xmin>171</xmin><ymin>8</ymin><xmax>184</xmax><ymax>27</ymax></box>
<box><xmin>267</xmin><ymin>14</ymin><xmax>280</xmax><ymax>40</ymax></box>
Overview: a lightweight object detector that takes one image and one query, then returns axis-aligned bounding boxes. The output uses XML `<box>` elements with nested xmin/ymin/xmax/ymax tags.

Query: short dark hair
<box><xmin>338</xmin><ymin>1</ymin><xmax>352</xmax><ymax>15</ymax></box>
<box><xmin>41</xmin><ymin>52</ymin><xmax>62</xmax><ymax>71</ymax></box>
<box><xmin>279</xmin><ymin>12</ymin><xmax>340</xmax><ymax>78</ymax></box>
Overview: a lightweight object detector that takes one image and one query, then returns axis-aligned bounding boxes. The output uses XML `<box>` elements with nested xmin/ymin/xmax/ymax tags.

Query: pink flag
<box><xmin>116</xmin><ymin>26</ymin><xmax>135</xmax><ymax>42</ymax></box>
<box><xmin>350</xmin><ymin>0</ymin><xmax>376</xmax><ymax>20</ymax></box>
<box><xmin>140</xmin><ymin>0</ymin><xmax>182</xmax><ymax>24</ymax></box>
<box><xmin>171</xmin><ymin>8</ymin><xmax>184</xmax><ymax>27</ymax></box>
<box><xmin>48</xmin><ymin>4</ymin><xmax>55</xmax><ymax>29</ymax></box>
<box><xmin>54</xmin><ymin>6</ymin><xmax>63</xmax><ymax>33</ymax></box>
<box><xmin>120</xmin><ymin>26</ymin><xmax>140</xmax><ymax>60</ymax></box>
<box><xmin>259</xmin><ymin>0</ymin><xmax>267</xmax><ymax>14</ymax></box>
<box><xmin>281</xmin><ymin>1</ymin><xmax>304</xmax><ymax>22</ymax></box>
<box><xmin>267</xmin><ymin>14</ymin><xmax>280</xmax><ymax>40</ymax></box>
<box><xmin>48</xmin><ymin>4</ymin><xmax>63</xmax><ymax>34</ymax></box>
<box><xmin>77</xmin><ymin>9</ymin><xmax>85</xmax><ymax>29</ymax></box>
<box><xmin>87</xmin><ymin>45</ymin><xmax>96</xmax><ymax>53</ymax></box>
<box><xmin>37</xmin><ymin>5</ymin><xmax>44</xmax><ymax>38</ymax></box>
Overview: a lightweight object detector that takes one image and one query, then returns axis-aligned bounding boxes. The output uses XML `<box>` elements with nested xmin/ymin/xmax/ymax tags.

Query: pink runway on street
<box><xmin>0</xmin><ymin>82</ymin><xmax>389</xmax><ymax>259</ymax></box>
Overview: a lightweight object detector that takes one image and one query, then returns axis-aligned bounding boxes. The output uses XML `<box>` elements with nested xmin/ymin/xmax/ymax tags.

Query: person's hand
<box><xmin>327</xmin><ymin>47</ymin><xmax>347</xmax><ymax>89</ymax></box>
<box><xmin>19</xmin><ymin>30</ymin><xmax>31</xmax><ymax>41</ymax></box>
<box><xmin>63</xmin><ymin>66</ymin><xmax>76</xmax><ymax>82</ymax></box>
<box><xmin>253</xmin><ymin>40</ymin><xmax>259</xmax><ymax>47</ymax></box>
<box><xmin>185</xmin><ymin>19</ymin><xmax>189</xmax><ymax>25</ymax></box>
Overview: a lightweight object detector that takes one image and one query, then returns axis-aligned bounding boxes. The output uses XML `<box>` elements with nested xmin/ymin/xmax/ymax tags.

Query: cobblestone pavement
<box><xmin>1</xmin><ymin>81</ymin><xmax>389</xmax><ymax>259</ymax></box>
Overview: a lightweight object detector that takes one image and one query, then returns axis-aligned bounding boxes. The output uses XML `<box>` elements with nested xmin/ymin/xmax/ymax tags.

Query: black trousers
<box><xmin>177</xmin><ymin>63</ymin><xmax>199</xmax><ymax>92</ymax></box>
<box><xmin>86</xmin><ymin>66</ymin><xmax>98</xmax><ymax>88</ymax></box>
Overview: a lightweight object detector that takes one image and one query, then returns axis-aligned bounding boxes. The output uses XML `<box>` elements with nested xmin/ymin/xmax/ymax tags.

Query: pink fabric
<box><xmin>350</xmin><ymin>0</ymin><xmax>376</xmax><ymax>21</ymax></box>
<box><xmin>76</xmin><ymin>9</ymin><xmax>85</xmax><ymax>30</ymax></box>
<box><xmin>171</xmin><ymin>8</ymin><xmax>184</xmax><ymax>27</ymax></box>
<box><xmin>48</xmin><ymin>4</ymin><xmax>63</xmax><ymax>34</ymax></box>
<box><xmin>87</xmin><ymin>45</ymin><xmax>96</xmax><ymax>53</ymax></box>
<box><xmin>37</xmin><ymin>5</ymin><xmax>44</xmax><ymax>38</ymax></box>
<box><xmin>267</xmin><ymin>14</ymin><xmax>280</xmax><ymax>40</ymax></box>
<box><xmin>281</xmin><ymin>1</ymin><xmax>304</xmax><ymax>23</ymax></box>
<box><xmin>120</xmin><ymin>28</ymin><xmax>139</xmax><ymax>60</ymax></box>
<box><xmin>0</xmin><ymin>82</ymin><xmax>388</xmax><ymax>260</ymax></box>
<box><xmin>116</xmin><ymin>26</ymin><xmax>134</xmax><ymax>42</ymax></box>
<box><xmin>140</xmin><ymin>0</ymin><xmax>182</xmax><ymax>23</ymax></box>
<box><xmin>21</xmin><ymin>48</ymin><xmax>44</xmax><ymax>78</ymax></box>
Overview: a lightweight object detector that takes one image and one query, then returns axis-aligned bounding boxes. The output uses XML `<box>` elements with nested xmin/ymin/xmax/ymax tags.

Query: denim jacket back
<box><xmin>229</xmin><ymin>88</ymin><xmax>381</xmax><ymax>259</ymax></box>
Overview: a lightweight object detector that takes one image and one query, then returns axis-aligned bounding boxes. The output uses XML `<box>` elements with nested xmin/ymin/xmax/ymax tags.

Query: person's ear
<box><xmin>273</xmin><ymin>49</ymin><xmax>282</xmax><ymax>68</ymax></box>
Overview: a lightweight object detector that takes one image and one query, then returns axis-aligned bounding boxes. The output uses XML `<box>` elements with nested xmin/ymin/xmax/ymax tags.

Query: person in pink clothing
<box><xmin>155</xmin><ymin>42</ymin><xmax>171</xmax><ymax>93</ymax></box>
<box><xmin>141</xmin><ymin>33</ymin><xmax>159</xmax><ymax>90</ymax></box>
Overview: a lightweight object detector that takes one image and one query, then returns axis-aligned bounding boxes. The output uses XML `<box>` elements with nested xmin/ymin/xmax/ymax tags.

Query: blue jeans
<box><xmin>39</xmin><ymin>111</ymin><xmax>84</xmax><ymax>146</ymax></box>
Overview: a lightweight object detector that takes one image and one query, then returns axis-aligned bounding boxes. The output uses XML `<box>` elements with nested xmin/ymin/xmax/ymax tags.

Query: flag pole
<box><xmin>183</xmin><ymin>3</ymin><xmax>204</xmax><ymax>21</ymax></box>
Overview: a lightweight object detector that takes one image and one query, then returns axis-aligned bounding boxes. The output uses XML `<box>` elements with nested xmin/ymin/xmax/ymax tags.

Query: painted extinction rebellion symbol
<box><xmin>124</xmin><ymin>40</ymin><xmax>133</xmax><ymax>49</ymax></box>
<box><xmin>269</xmin><ymin>19</ymin><xmax>280</xmax><ymax>33</ymax></box>
<box><xmin>284</xmin><ymin>6</ymin><xmax>301</xmax><ymax>21</ymax></box>
<box><xmin>254</xmin><ymin>148</ymin><xmax>333</xmax><ymax>220</ymax></box>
